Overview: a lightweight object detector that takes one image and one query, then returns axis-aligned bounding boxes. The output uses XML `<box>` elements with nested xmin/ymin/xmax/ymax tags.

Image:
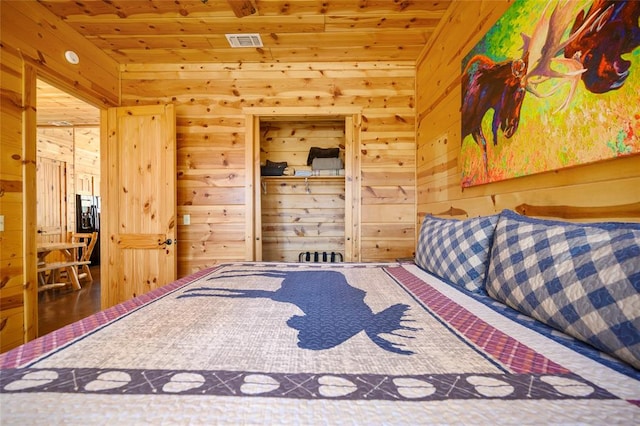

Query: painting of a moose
<box><xmin>461</xmin><ymin>54</ymin><xmax>529</xmax><ymax>176</ymax></box>
<box><xmin>460</xmin><ymin>0</ymin><xmax>640</xmax><ymax>187</ymax></box>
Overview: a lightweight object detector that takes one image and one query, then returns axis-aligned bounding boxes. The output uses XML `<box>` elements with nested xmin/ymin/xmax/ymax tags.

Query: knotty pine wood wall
<box><xmin>120</xmin><ymin>62</ymin><xmax>417</xmax><ymax>275</ymax></box>
<box><xmin>0</xmin><ymin>1</ymin><xmax>118</xmax><ymax>351</ymax></box>
<box><xmin>0</xmin><ymin>49</ymin><xmax>27</xmax><ymax>352</ymax></box>
<box><xmin>416</xmin><ymin>0</ymin><xmax>640</xmax><ymax>225</ymax></box>
<box><xmin>37</xmin><ymin>126</ymin><xmax>101</xmax><ymax>239</ymax></box>
<box><xmin>261</xmin><ymin>177</ymin><xmax>346</xmax><ymax>262</ymax></box>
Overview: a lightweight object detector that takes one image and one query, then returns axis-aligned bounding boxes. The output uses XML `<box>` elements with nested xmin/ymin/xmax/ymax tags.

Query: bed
<box><xmin>1</xmin><ymin>210</ymin><xmax>639</xmax><ymax>424</ymax></box>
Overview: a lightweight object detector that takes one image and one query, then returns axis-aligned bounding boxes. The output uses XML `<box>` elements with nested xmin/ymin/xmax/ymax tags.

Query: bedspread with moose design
<box><xmin>1</xmin><ymin>263</ymin><xmax>638</xmax><ymax>424</ymax></box>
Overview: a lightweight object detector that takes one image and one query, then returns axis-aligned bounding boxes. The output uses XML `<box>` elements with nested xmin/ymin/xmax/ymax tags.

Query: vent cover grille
<box><xmin>225</xmin><ymin>33</ymin><xmax>263</xmax><ymax>48</ymax></box>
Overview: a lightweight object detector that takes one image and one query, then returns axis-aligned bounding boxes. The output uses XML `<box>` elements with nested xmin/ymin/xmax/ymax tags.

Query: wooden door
<box><xmin>102</xmin><ymin>104</ymin><xmax>176</xmax><ymax>308</ymax></box>
<box><xmin>36</xmin><ymin>157</ymin><xmax>67</xmax><ymax>247</ymax></box>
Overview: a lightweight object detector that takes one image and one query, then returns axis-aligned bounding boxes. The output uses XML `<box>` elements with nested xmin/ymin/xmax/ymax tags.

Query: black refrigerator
<box><xmin>76</xmin><ymin>194</ymin><xmax>100</xmax><ymax>265</ymax></box>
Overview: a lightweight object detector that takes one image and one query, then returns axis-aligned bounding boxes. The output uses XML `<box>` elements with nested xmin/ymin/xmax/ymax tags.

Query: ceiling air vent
<box><xmin>225</xmin><ymin>33</ymin><xmax>263</xmax><ymax>48</ymax></box>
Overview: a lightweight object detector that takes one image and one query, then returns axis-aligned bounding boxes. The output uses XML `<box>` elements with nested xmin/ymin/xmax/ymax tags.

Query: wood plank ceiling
<box><xmin>37</xmin><ymin>80</ymin><xmax>100</xmax><ymax>127</ymax></box>
<box><xmin>37</xmin><ymin>0</ymin><xmax>452</xmax><ymax>64</ymax></box>
<box><xmin>35</xmin><ymin>0</ymin><xmax>451</xmax><ymax>126</ymax></box>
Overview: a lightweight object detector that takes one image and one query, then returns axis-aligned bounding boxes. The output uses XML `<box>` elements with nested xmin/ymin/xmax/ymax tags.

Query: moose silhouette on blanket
<box><xmin>179</xmin><ymin>269</ymin><xmax>420</xmax><ymax>355</ymax></box>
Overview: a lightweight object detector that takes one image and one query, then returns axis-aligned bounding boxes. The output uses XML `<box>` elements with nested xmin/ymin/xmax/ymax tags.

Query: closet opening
<box><xmin>247</xmin><ymin>111</ymin><xmax>361</xmax><ymax>262</ymax></box>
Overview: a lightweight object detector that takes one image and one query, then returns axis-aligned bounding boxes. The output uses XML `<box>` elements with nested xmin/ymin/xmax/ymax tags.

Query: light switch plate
<box><xmin>183</xmin><ymin>214</ymin><xmax>190</xmax><ymax>225</ymax></box>
<box><xmin>0</xmin><ymin>215</ymin><xmax>4</xmax><ymax>232</ymax></box>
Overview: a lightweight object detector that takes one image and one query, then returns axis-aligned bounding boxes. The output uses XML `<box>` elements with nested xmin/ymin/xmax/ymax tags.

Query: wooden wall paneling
<box><xmin>36</xmin><ymin>128</ymin><xmax>74</xmax><ymax>160</ymax></box>
<box><xmin>359</xmin><ymin>104</ymin><xmax>416</xmax><ymax>261</ymax></box>
<box><xmin>247</xmin><ymin>114</ymin><xmax>262</xmax><ymax>262</ymax></box>
<box><xmin>344</xmin><ymin>115</ymin><xmax>359</xmax><ymax>262</ymax></box>
<box><xmin>37</xmin><ymin>127</ymin><xmax>77</xmax><ymax>239</ymax></box>
<box><xmin>0</xmin><ymin>47</ymin><xmax>25</xmax><ymax>351</ymax></box>
<box><xmin>360</xmin><ymin>202</ymin><xmax>416</xmax><ymax>261</ymax></box>
<box><xmin>493</xmin><ymin>177</ymin><xmax>640</xmax><ymax>222</ymax></box>
<box><xmin>0</xmin><ymin>211</ymin><xmax>25</xmax><ymax>352</ymax></box>
<box><xmin>361</xmin><ymin>223</ymin><xmax>415</xmax><ymax>239</ymax></box>
<box><xmin>74</xmin><ymin>127</ymin><xmax>101</xmax><ymax>196</ymax></box>
<box><xmin>261</xmin><ymin>178</ymin><xmax>346</xmax><ymax>262</ymax></box>
<box><xmin>260</xmin><ymin>120</ymin><xmax>345</xmax><ymax>166</ymax></box>
<box><xmin>420</xmin><ymin>160</ymin><xmax>640</xmax><ymax>222</ymax></box>
<box><xmin>1</xmin><ymin>4</ymin><xmax>117</xmax><ymax>352</ymax></box>
<box><xmin>415</xmin><ymin>0</ymin><xmax>640</xmax><ymax>231</ymax></box>
<box><xmin>22</xmin><ymin>65</ymin><xmax>39</xmax><ymax>345</ymax></box>
<box><xmin>33</xmin><ymin>125</ymin><xmax>100</xmax><ymax>252</ymax></box>
<box><xmin>0</xmin><ymin>256</ymin><xmax>24</xmax><ymax>352</ymax></box>
<box><xmin>175</xmin><ymin>110</ymin><xmax>248</xmax><ymax>275</ymax></box>
<box><xmin>123</xmin><ymin>62</ymin><xmax>415</xmax><ymax>270</ymax></box>
<box><xmin>1</xmin><ymin>1</ymin><xmax>119</xmax><ymax>107</ymax></box>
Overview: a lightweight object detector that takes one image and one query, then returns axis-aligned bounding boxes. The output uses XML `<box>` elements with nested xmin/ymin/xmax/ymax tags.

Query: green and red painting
<box><xmin>460</xmin><ymin>0</ymin><xmax>640</xmax><ymax>187</ymax></box>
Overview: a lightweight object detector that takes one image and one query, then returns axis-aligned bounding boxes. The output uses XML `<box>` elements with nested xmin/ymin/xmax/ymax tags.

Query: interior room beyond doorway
<box><xmin>36</xmin><ymin>79</ymin><xmax>102</xmax><ymax>336</ymax></box>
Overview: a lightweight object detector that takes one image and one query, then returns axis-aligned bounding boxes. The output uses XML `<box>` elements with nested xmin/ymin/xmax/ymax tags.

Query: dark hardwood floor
<box><xmin>38</xmin><ymin>265</ymin><xmax>101</xmax><ymax>336</ymax></box>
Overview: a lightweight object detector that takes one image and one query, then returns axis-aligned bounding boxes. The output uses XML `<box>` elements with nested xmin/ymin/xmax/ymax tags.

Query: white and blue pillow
<box><xmin>415</xmin><ymin>214</ymin><xmax>499</xmax><ymax>292</ymax></box>
<box><xmin>485</xmin><ymin>210</ymin><xmax>640</xmax><ymax>369</ymax></box>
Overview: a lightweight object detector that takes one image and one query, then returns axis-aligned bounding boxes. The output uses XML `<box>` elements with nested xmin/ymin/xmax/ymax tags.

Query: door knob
<box><xmin>159</xmin><ymin>238</ymin><xmax>176</xmax><ymax>246</ymax></box>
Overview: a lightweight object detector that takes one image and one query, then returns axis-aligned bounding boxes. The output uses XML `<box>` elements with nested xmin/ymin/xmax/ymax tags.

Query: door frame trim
<box><xmin>243</xmin><ymin>107</ymin><xmax>362</xmax><ymax>262</ymax></box>
<box><xmin>23</xmin><ymin>64</ymin><xmax>114</xmax><ymax>342</ymax></box>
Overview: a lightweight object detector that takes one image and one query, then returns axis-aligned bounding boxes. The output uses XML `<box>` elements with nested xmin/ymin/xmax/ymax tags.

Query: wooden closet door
<box><xmin>102</xmin><ymin>104</ymin><xmax>177</xmax><ymax>308</ymax></box>
<box><xmin>36</xmin><ymin>157</ymin><xmax>67</xmax><ymax>247</ymax></box>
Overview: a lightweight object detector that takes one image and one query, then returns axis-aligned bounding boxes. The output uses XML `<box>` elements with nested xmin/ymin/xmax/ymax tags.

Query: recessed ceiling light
<box><xmin>64</xmin><ymin>50</ymin><xmax>80</xmax><ymax>64</ymax></box>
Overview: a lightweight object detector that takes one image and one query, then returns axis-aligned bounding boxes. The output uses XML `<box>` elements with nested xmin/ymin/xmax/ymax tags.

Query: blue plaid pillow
<box><xmin>415</xmin><ymin>214</ymin><xmax>499</xmax><ymax>292</ymax></box>
<box><xmin>486</xmin><ymin>210</ymin><xmax>640</xmax><ymax>369</ymax></box>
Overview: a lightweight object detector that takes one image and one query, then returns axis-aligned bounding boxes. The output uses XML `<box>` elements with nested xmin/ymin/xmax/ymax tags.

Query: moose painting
<box><xmin>460</xmin><ymin>0</ymin><xmax>640</xmax><ymax>187</ymax></box>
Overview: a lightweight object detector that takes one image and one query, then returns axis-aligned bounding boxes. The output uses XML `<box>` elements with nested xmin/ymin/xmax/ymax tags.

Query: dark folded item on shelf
<box><xmin>261</xmin><ymin>166</ymin><xmax>284</xmax><ymax>176</ymax></box>
<box><xmin>261</xmin><ymin>160</ymin><xmax>288</xmax><ymax>176</ymax></box>
<box><xmin>266</xmin><ymin>160</ymin><xmax>288</xmax><ymax>169</ymax></box>
<box><xmin>307</xmin><ymin>147</ymin><xmax>340</xmax><ymax>165</ymax></box>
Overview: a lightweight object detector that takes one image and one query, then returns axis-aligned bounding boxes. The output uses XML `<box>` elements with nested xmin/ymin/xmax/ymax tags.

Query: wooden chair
<box><xmin>70</xmin><ymin>231</ymin><xmax>98</xmax><ymax>283</ymax></box>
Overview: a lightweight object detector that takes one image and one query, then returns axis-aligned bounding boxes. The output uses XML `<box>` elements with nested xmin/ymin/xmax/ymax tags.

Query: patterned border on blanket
<box><xmin>485</xmin><ymin>210</ymin><xmax>640</xmax><ymax>370</ymax></box>
<box><xmin>0</xmin><ymin>267</ymin><xmax>221</xmax><ymax>369</ymax></box>
<box><xmin>386</xmin><ymin>266</ymin><xmax>567</xmax><ymax>374</ymax></box>
<box><xmin>415</xmin><ymin>214</ymin><xmax>498</xmax><ymax>292</ymax></box>
<box><xmin>0</xmin><ymin>367</ymin><xmax>616</xmax><ymax>402</ymax></box>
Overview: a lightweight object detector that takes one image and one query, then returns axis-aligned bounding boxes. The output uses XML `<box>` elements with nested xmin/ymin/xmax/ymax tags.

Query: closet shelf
<box><xmin>261</xmin><ymin>176</ymin><xmax>344</xmax><ymax>182</ymax></box>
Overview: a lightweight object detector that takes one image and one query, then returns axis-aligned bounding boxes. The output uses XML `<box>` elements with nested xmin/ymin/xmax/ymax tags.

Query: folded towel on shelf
<box><xmin>312</xmin><ymin>157</ymin><xmax>343</xmax><ymax>170</ymax></box>
<box><xmin>311</xmin><ymin>169</ymin><xmax>345</xmax><ymax>176</ymax></box>
<box><xmin>294</xmin><ymin>169</ymin><xmax>313</xmax><ymax>177</ymax></box>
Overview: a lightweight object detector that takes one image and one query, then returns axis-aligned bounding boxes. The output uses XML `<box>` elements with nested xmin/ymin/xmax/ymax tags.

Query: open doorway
<box><xmin>36</xmin><ymin>79</ymin><xmax>102</xmax><ymax>336</ymax></box>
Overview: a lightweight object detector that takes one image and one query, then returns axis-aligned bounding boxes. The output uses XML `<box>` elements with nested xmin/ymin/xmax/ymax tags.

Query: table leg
<box><xmin>64</xmin><ymin>265</ymin><xmax>81</xmax><ymax>291</ymax></box>
<box><xmin>61</xmin><ymin>247</ymin><xmax>82</xmax><ymax>291</ymax></box>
